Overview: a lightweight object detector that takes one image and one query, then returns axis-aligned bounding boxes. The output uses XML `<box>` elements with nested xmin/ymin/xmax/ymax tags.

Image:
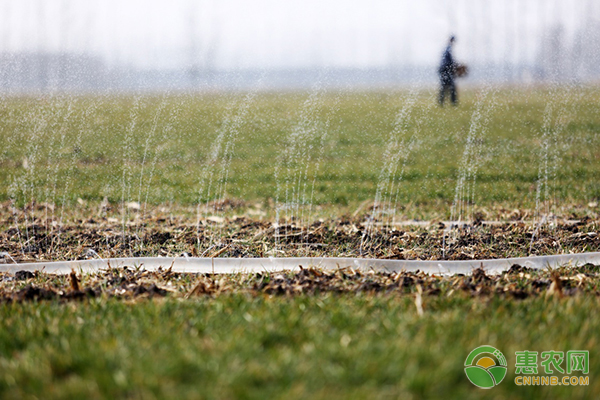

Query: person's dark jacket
<box><xmin>438</xmin><ymin>45</ymin><xmax>456</xmax><ymax>81</ymax></box>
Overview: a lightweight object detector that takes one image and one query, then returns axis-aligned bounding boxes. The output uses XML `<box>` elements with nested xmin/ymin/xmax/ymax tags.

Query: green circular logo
<box><xmin>464</xmin><ymin>345</ymin><xmax>507</xmax><ymax>389</ymax></box>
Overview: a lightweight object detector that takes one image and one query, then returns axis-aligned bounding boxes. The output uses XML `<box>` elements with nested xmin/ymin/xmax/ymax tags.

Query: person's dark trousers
<box><xmin>439</xmin><ymin>77</ymin><xmax>457</xmax><ymax>106</ymax></box>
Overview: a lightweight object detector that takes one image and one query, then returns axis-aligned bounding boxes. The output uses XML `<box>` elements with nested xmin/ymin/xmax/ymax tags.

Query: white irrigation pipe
<box><xmin>2</xmin><ymin>253</ymin><xmax>600</xmax><ymax>276</ymax></box>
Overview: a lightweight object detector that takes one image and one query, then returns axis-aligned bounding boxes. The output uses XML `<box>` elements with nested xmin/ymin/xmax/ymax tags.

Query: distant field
<box><xmin>0</xmin><ymin>87</ymin><xmax>598</xmax><ymax>220</ymax></box>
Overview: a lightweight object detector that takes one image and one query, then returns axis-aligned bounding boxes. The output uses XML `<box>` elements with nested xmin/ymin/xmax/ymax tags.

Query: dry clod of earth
<box><xmin>1</xmin><ymin>203</ymin><xmax>598</xmax><ymax>262</ymax></box>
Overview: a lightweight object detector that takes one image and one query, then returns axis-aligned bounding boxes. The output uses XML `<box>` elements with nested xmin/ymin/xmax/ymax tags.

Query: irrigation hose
<box><xmin>2</xmin><ymin>252</ymin><xmax>600</xmax><ymax>276</ymax></box>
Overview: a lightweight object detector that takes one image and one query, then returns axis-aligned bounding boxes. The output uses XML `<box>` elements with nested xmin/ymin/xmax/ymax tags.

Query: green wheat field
<box><xmin>1</xmin><ymin>86</ymin><xmax>599</xmax><ymax>399</ymax></box>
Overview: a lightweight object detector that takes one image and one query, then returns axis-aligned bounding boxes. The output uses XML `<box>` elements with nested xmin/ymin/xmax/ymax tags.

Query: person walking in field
<box><xmin>438</xmin><ymin>35</ymin><xmax>458</xmax><ymax>106</ymax></box>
